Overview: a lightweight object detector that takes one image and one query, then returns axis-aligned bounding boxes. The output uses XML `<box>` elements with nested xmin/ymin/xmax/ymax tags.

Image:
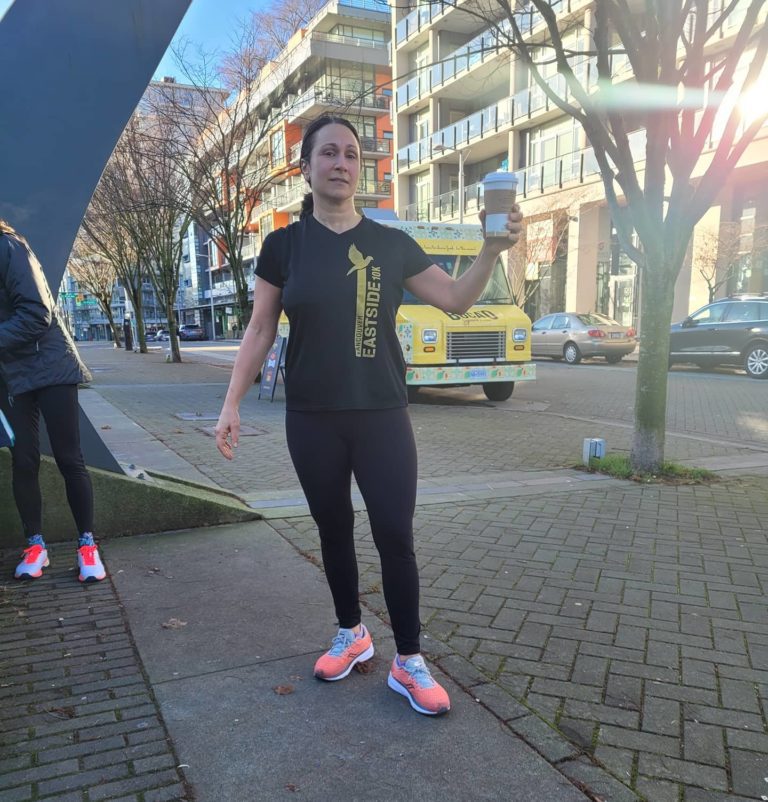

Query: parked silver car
<box><xmin>531</xmin><ymin>312</ymin><xmax>637</xmax><ymax>364</ymax></box>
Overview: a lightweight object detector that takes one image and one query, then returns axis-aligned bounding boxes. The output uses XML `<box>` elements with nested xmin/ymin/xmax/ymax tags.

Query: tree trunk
<box><xmin>168</xmin><ymin>305</ymin><xmax>182</xmax><ymax>363</ymax></box>
<box><xmin>630</xmin><ymin>262</ymin><xmax>677</xmax><ymax>473</ymax></box>
<box><xmin>237</xmin><ymin>284</ymin><xmax>251</xmax><ymax>329</ymax></box>
<box><xmin>104</xmin><ymin>305</ymin><xmax>122</xmax><ymax>348</ymax></box>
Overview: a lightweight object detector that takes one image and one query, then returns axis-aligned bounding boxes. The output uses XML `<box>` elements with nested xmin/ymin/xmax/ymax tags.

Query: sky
<box><xmin>0</xmin><ymin>0</ymin><xmax>265</xmax><ymax>81</ymax></box>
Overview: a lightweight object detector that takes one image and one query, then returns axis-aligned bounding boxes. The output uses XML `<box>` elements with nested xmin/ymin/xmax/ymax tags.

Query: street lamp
<box><xmin>433</xmin><ymin>143</ymin><xmax>470</xmax><ymax>224</ymax></box>
<box><xmin>195</xmin><ymin>240</ymin><xmax>216</xmax><ymax>341</ymax></box>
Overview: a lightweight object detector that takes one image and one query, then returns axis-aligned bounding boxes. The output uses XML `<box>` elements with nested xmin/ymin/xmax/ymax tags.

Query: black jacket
<box><xmin>0</xmin><ymin>233</ymin><xmax>91</xmax><ymax>396</ymax></box>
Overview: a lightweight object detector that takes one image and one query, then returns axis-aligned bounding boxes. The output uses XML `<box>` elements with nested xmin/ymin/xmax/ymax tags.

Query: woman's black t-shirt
<box><xmin>255</xmin><ymin>215</ymin><xmax>432</xmax><ymax>411</ymax></box>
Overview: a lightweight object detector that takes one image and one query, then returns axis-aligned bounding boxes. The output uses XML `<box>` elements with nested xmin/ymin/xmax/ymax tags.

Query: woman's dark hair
<box><xmin>299</xmin><ymin>115</ymin><xmax>362</xmax><ymax>220</ymax></box>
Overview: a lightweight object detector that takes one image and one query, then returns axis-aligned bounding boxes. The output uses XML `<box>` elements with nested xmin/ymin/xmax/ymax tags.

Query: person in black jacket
<box><xmin>0</xmin><ymin>221</ymin><xmax>106</xmax><ymax>582</ymax></box>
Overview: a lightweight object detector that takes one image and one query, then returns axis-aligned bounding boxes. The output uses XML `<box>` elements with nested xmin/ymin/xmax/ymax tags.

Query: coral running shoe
<box><xmin>388</xmin><ymin>655</ymin><xmax>450</xmax><ymax>716</ymax></box>
<box><xmin>15</xmin><ymin>545</ymin><xmax>49</xmax><ymax>580</ymax></box>
<box><xmin>314</xmin><ymin>625</ymin><xmax>374</xmax><ymax>681</ymax></box>
<box><xmin>77</xmin><ymin>545</ymin><xmax>106</xmax><ymax>583</ymax></box>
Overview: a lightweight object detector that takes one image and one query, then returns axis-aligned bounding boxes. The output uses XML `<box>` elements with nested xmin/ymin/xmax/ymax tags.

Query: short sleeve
<box><xmin>399</xmin><ymin>231</ymin><xmax>433</xmax><ymax>279</ymax></box>
<box><xmin>255</xmin><ymin>230</ymin><xmax>285</xmax><ymax>288</ymax></box>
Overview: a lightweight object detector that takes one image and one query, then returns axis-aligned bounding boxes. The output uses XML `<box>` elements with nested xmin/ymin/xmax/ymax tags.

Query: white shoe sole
<box><xmin>315</xmin><ymin>643</ymin><xmax>374</xmax><ymax>681</ymax></box>
<box><xmin>15</xmin><ymin>557</ymin><xmax>50</xmax><ymax>580</ymax></box>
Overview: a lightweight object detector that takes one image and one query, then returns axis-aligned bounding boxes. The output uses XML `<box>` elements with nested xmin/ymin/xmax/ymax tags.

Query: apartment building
<box><xmin>246</xmin><ymin>0</ymin><xmax>394</xmax><ymax>240</ymax></box>
<box><xmin>57</xmin><ymin>272</ymin><xmax>164</xmax><ymax>343</ymax></box>
<box><xmin>391</xmin><ymin>0</ymin><xmax>768</xmax><ymax>327</ymax></box>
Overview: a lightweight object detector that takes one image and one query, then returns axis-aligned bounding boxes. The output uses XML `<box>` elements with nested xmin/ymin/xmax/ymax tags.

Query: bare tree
<box><xmin>430</xmin><ymin>0</ymin><xmax>768</xmax><ymax>470</ymax></box>
<box><xmin>156</xmin><ymin>0</ymin><xmax>325</xmax><ymax>327</ymax></box>
<box><xmin>82</xmin><ymin>154</ymin><xmax>152</xmax><ymax>353</ymax></box>
<box><xmin>692</xmin><ymin>221</ymin><xmax>742</xmax><ymax>302</ymax></box>
<box><xmin>122</xmin><ymin>115</ymin><xmax>193</xmax><ymax>363</ymax></box>
<box><xmin>67</xmin><ymin>235</ymin><xmax>122</xmax><ymax>347</ymax></box>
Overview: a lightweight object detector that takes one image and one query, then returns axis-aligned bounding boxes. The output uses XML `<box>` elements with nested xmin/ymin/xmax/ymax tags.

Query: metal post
<box><xmin>458</xmin><ymin>149</ymin><xmax>465</xmax><ymax>224</ymax></box>
<box><xmin>209</xmin><ymin>266</ymin><xmax>216</xmax><ymax>341</ymax></box>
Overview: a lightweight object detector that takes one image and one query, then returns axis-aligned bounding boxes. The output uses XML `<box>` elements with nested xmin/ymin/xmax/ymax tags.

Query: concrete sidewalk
<box><xmin>1</xmin><ymin>524</ymin><xmax>595</xmax><ymax>802</ymax></box>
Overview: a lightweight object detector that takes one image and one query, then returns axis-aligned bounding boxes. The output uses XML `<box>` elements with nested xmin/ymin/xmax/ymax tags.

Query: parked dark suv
<box><xmin>669</xmin><ymin>295</ymin><xmax>768</xmax><ymax>378</ymax></box>
<box><xmin>178</xmin><ymin>324</ymin><xmax>206</xmax><ymax>341</ymax></box>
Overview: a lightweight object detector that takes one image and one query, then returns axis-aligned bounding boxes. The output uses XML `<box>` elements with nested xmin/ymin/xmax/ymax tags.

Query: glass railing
<box><xmin>428</xmin><ymin>19</ymin><xmax>509</xmax><ymax>94</ymax></box>
<box><xmin>400</xmin><ymin>130</ymin><xmax>648</xmax><ymax>220</ymax></box>
<box><xmin>272</xmin><ymin>183</ymin><xmax>307</xmax><ymax>208</ymax></box>
<box><xmin>311</xmin><ymin>31</ymin><xmax>388</xmax><ymax>49</ymax></box>
<box><xmin>401</xmin><ymin>180</ymin><xmax>483</xmax><ymax>222</ymax></box>
<box><xmin>340</xmin><ymin>0</ymin><xmax>390</xmax><ymax>12</ymax></box>
<box><xmin>293</xmin><ymin>81</ymin><xmax>391</xmax><ymax>118</ymax></box>
<box><xmin>358</xmin><ymin>180</ymin><xmax>392</xmax><ymax>195</ymax></box>
<box><xmin>521</xmin><ymin>129</ymin><xmax>646</xmax><ymax>196</ymax></box>
<box><xmin>397</xmin><ymin>97</ymin><xmax>513</xmax><ymax>170</ymax></box>
<box><xmin>396</xmin><ymin>64</ymin><xmax>606</xmax><ymax>170</ymax></box>
<box><xmin>396</xmin><ymin>2</ymin><xmax>446</xmax><ymax>46</ymax></box>
<box><xmin>360</xmin><ymin>136</ymin><xmax>392</xmax><ymax>154</ymax></box>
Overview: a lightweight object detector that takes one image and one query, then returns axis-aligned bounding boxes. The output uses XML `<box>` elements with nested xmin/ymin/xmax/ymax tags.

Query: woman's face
<box><xmin>301</xmin><ymin>123</ymin><xmax>360</xmax><ymax>204</ymax></box>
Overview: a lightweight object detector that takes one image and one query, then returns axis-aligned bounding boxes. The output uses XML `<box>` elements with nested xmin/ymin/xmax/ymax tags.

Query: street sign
<box><xmin>258</xmin><ymin>335</ymin><xmax>286</xmax><ymax>402</ymax></box>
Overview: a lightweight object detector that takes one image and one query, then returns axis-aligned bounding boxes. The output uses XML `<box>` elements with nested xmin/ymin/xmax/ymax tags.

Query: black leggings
<box><xmin>286</xmin><ymin>407</ymin><xmax>420</xmax><ymax>655</ymax></box>
<box><xmin>1</xmin><ymin>384</ymin><xmax>93</xmax><ymax>538</ymax></box>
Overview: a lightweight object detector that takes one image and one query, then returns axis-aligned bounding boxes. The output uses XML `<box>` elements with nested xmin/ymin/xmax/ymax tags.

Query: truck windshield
<box><xmin>402</xmin><ymin>255</ymin><xmax>513</xmax><ymax>305</ymax></box>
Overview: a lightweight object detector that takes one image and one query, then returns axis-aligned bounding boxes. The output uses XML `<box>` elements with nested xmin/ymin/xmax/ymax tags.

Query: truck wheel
<box><xmin>744</xmin><ymin>344</ymin><xmax>768</xmax><ymax>378</ymax></box>
<box><xmin>563</xmin><ymin>343</ymin><xmax>582</xmax><ymax>364</ymax></box>
<box><xmin>483</xmin><ymin>382</ymin><xmax>514</xmax><ymax>401</ymax></box>
<box><xmin>407</xmin><ymin>385</ymin><xmax>420</xmax><ymax>402</ymax></box>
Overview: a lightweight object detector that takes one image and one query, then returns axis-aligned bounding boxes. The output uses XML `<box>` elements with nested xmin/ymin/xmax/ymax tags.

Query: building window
<box><xmin>270</xmin><ymin>130</ymin><xmax>285</xmax><ymax>167</ymax></box>
<box><xmin>260</xmin><ymin>215</ymin><xmax>274</xmax><ymax>245</ymax></box>
<box><xmin>323</xmin><ymin>62</ymin><xmax>375</xmax><ymax>99</ymax></box>
<box><xmin>527</xmin><ymin>118</ymin><xmax>579</xmax><ymax>166</ymax></box>
<box><xmin>330</xmin><ymin>24</ymin><xmax>385</xmax><ymax>43</ymax></box>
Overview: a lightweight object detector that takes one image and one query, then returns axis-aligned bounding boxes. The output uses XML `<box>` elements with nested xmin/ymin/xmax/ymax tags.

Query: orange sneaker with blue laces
<box><xmin>388</xmin><ymin>655</ymin><xmax>451</xmax><ymax>716</ymax></box>
<box><xmin>314</xmin><ymin>625</ymin><xmax>374</xmax><ymax>681</ymax></box>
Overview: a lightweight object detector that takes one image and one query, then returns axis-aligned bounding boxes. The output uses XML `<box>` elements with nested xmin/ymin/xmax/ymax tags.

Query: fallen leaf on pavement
<box><xmin>46</xmin><ymin>706</ymin><xmax>76</xmax><ymax>719</ymax></box>
<box><xmin>161</xmin><ymin>618</ymin><xmax>187</xmax><ymax>629</ymax></box>
<box><xmin>273</xmin><ymin>684</ymin><xmax>294</xmax><ymax>695</ymax></box>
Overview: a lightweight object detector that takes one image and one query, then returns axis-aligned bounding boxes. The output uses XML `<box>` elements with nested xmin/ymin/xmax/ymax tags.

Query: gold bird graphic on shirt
<box><xmin>346</xmin><ymin>244</ymin><xmax>373</xmax><ymax>275</ymax></box>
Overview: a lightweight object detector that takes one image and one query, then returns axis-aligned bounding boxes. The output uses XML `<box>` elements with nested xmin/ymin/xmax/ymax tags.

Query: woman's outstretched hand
<box><xmin>215</xmin><ymin>405</ymin><xmax>240</xmax><ymax>460</ymax></box>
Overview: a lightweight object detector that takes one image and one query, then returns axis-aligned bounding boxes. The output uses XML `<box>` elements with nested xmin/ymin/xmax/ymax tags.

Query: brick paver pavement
<box><xmin>37</xmin><ymin>343</ymin><xmax>768</xmax><ymax>801</ymax></box>
<box><xmin>0</xmin><ymin>546</ymin><xmax>190</xmax><ymax>802</ymax></box>
<box><xmin>273</xmin><ymin>476</ymin><xmax>768</xmax><ymax>802</ymax></box>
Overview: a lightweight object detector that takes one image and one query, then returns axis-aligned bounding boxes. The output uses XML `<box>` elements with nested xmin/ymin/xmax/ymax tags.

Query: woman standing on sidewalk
<box><xmin>215</xmin><ymin>116</ymin><xmax>522</xmax><ymax>716</ymax></box>
<box><xmin>0</xmin><ymin>221</ymin><xmax>105</xmax><ymax>583</ymax></box>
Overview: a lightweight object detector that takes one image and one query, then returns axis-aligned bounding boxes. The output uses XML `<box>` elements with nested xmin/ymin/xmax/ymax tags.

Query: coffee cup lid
<box><xmin>483</xmin><ymin>171</ymin><xmax>518</xmax><ymax>186</ymax></box>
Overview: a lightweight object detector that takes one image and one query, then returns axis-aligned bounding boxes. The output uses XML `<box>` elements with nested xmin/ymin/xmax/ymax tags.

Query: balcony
<box><xmin>397</xmin><ymin>66</ymin><xmax>600</xmax><ymax>173</ymax></box>
<box><xmin>398</xmin><ymin>97</ymin><xmax>514</xmax><ymax>171</ymax></box>
<box><xmin>396</xmin><ymin>21</ymin><xmax>507</xmax><ymax>111</ymax></box>
<box><xmin>395</xmin><ymin>2</ymin><xmax>446</xmax><ymax>46</ymax></box>
<box><xmin>360</xmin><ymin>136</ymin><xmax>392</xmax><ymax>157</ymax></box>
<box><xmin>357</xmin><ymin>179</ymin><xmax>392</xmax><ymax>198</ymax></box>
<box><xmin>401</xmin><ymin>180</ymin><xmax>484</xmax><ymax>222</ymax></box>
<box><xmin>288</xmin><ymin>81</ymin><xmax>391</xmax><ymax>122</ymax></box>
<box><xmin>311</xmin><ymin>30</ymin><xmax>388</xmax><ymax>50</ymax></box>
<box><xmin>273</xmin><ymin>182</ymin><xmax>307</xmax><ymax>211</ymax></box>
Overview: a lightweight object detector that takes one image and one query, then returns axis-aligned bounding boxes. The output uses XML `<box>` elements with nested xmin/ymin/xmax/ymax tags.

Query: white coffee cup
<box><xmin>483</xmin><ymin>172</ymin><xmax>518</xmax><ymax>238</ymax></box>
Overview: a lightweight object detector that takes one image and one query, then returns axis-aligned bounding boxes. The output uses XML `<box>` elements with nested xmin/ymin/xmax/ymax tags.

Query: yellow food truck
<box><xmin>386</xmin><ymin>219</ymin><xmax>535</xmax><ymax>401</ymax></box>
